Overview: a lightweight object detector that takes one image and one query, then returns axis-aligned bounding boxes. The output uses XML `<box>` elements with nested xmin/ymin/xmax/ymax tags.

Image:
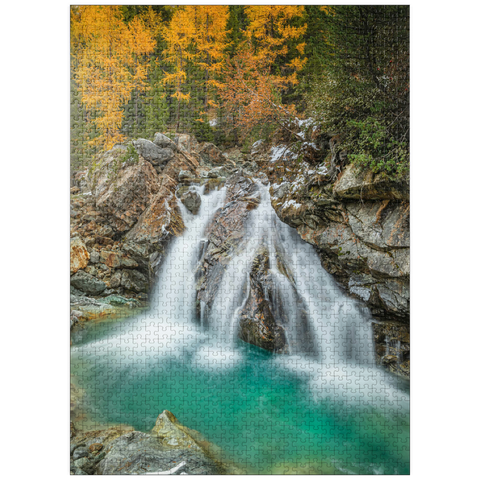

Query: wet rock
<box><xmin>180</xmin><ymin>190</ymin><xmax>201</xmax><ymax>215</ymax></box>
<box><xmin>196</xmin><ymin>174</ymin><xmax>257</xmax><ymax>314</ymax></box>
<box><xmin>372</xmin><ymin>321</ymin><xmax>410</xmax><ymax>378</ymax></box>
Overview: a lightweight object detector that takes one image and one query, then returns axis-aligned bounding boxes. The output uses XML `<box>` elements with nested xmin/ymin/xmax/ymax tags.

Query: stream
<box><xmin>71</xmin><ymin>181</ymin><xmax>409</xmax><ymax>474</ymax></box>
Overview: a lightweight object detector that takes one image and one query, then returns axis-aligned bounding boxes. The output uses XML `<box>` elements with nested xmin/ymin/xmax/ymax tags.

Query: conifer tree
<box><xmin>71</xmin><ymin>6</ymin><xmax>159</xmax><ymax>150</ymax></box>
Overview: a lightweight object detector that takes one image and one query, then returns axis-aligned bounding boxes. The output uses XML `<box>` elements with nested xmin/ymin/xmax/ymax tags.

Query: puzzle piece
<box><xmin>71</xmin><ymin>5</ymin><xmax>409</xmax><ymax>475</ymax></box>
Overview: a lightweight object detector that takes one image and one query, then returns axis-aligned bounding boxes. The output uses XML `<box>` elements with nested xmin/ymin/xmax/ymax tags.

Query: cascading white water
<box><xmin>207</xmin><ymin>181</ymin><xmax>375</xmax><ymax>366</ymax></box>
<box><xmin>78</xmin><ymin>180</ymin><xmax>375</xmax><ymax>368</ymax></box>
<box><xmin>71</xmin><ymin>179</ymin><xmax>409</xmax><ymax>474</ymax></box>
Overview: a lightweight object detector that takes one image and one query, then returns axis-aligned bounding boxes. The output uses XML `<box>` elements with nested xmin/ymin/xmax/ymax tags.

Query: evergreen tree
<box><xmin>308</xmin><ymin>6</ymin><xmax>410</xmax><ymax>178</ymax></box>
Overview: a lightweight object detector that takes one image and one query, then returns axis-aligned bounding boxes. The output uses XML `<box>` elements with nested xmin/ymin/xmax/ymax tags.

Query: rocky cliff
<box><xmin>251</xmin><ymin>134</ymin><xmax>410</xmax><ymax>378</ymax></box>
<box><xmin>70</xmin><ymin>134</ymin><xmax>200</xmax><ymax>326</ymax></box>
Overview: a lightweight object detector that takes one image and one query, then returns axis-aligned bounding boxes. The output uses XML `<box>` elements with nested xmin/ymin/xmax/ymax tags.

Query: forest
<box><xmin>71</xmin><ymin>5</ymin><xmax>409</xmax><ymax>178</ymax></box>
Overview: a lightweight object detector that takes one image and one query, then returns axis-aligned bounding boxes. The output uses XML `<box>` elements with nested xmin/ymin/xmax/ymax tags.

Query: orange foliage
<box><xmin>71</xmin><ymin>6</ymin><xmax>159</xmax><ymax>150</ymax></box>
<box><xmin>162</xmin><ymin>6</ymin><xmax>229</xmax><ymax>124</ymax></box>
<box><xmin>220</xmin><ymin>6</ymin><xmax>307</xmax><ymax>138</ymax></box>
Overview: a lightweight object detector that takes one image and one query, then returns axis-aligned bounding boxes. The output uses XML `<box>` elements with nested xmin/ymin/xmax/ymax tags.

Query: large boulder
<box><xmin>71</xmin><ymin>412</ymin><xmax>222</xmax><ymax>475</ymax></box>
<box><xmin>153</xmin><ymin>132</ymin><xmax>177</xmax><ymax>151</ymax></box>
<box><xmin>237</xmin><ymin>247</ymin><xmax>288</xmax><ymax>353</ymax></box>
<box><xmin>133</xmin><ymin>138</ymin><xmax>175</xmax><ymax>168</ymax></box>
<box><xmin>196</xmin><ymin>173</ymin><xmax>258</xmax><ymax>316</ymax></box>
<box><xmin>125</xmin><ymin>188</ymin><xmax>185</xmax><ymax>246</ymax></box>
<box><xmin>89</xmin><ymin>149</ymin><xmax>161</xmax><ymax>233</ymax></box>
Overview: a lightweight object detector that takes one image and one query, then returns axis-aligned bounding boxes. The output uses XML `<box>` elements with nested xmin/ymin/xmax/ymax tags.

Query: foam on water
<box><xmin>71</xmin><ymin>179</ymin><xmax>409</xmax><ymax>474</ymax></box>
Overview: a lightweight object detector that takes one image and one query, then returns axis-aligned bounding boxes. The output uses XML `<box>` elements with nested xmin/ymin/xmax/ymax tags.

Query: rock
<box><xmin>121</xmin><ymin>270</ymin><xmax>149</xmax><ymax>293</ymax></box>
<box><xmin>88</xmin><ymin>443</ymin><xmax>103</xmax><ymax>454</ymax></box>
<box><xmin>99</xmin><ymin>250</ymin><xmax>138</xmax><ymax>269</ymax></box>
<box><xmin>195</xmin><ymin>173</ymin><xmax>259</xmax><ymax>324</ymax></box>
<box><xmin>70</xmin><ymin>413</ymin><xmax>221</xmax><ymax>475</ymax></box>
<box><xmin>99</xmin><ymin>294</ymin><xmax>140</xmax><ymax>307</ymax></box>
<box><xmin>74</xmin><ymin>457</ymin><xmax>94</xmax><ymax>474</ymax></box>
<box><xmin>133</xmin><ymin>138</ymin><xmax>175</xmax><ymax>167</ymax></box>
<box><xmin>163</xmin><ymin>152</ymin><xmax>200</xmax><ymax>182</ymax></box>
<box><xmin>257</xmin><ymin>172</ymin><xmax>269</xmax><ymax>185</ymax></box>
<box><xmin>126</xmin><ymin>188</ymin><xmax>185</xmax><ymax>246</ymax></box>
<box><xmin>180</xmin><ymin>190</ymin><xmax>201</xmax><ymax>215</ymax></box>
<box><xmin>89</xmin><ymin>149</ymin><xmax>160</xmax><ymax>233</ymax></box>
<box><xmin>238</xmin><ymin>284</ymin><xmax>288</xmax><ymax>353</ymax></box>
<box><xmin>89</xmin><ymin>250</ymin><xmax>100</xmax><ymax>264</ymax></box>
<box><xmin>153</xmin><ymin>132</ymin><xmax>178</xmax><ymax>151</ymax></box>
<box><xmin>178</xmin><ymin>169</ymin><xmax>194</xmax><ymax>181</ymax></box>
<box><xmin>199</xmin><ymin>142</ymin><xmax>226</xmax><ymax>165</ymax></box>
<box><xmin>71</xmin><ymin>270</ymin><xmax>106</xmax><ymax>296</ymax></box>
<box><xmin>71</xmin><ymin>237</ymin><xmax>90</xmax><ymax>274</ymax></box>
<box><xmin>151</xmin><ymin>410</ymin><xmax>201</xmax><ymax>450</ymax></box>
<box><xmin>174</xmin><ymin>133</ymin><xmax>194</xmax><ymax>153</ymax></box>
<box><xmin>96</xmin><ymin>430</ymin><xmax>219</xmax><ymax>475</ymax></box>
<box><xmin>70</xmin><ymin>311</ymin><xmax>80</xmax><ymax>330</ymax></box>
<box><xmin>372</xmin><ymin>321</ymin><xmax>410</xmax><ymax>378</ymax></box>
<box><xmin>333</xmin><ymin>164</ymin><xmax>409</xmax><ymax>200</ymax></box>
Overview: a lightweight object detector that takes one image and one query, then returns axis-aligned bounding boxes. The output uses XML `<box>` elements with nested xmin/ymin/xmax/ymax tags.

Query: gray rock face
<box><xmin>121</xmin><ymin>269</ymin><xmax>149</xmax><ymax>293</ymax></box>
<box><xmin>153</xmin><ymin>132</ymin><xmax>177</xmax><ymax>151</ymax></box>
<box><xmin>133</xmin><ymin>139</ymin><xmax>175</xmax><ymax>167</ymax></box>
<box><xmin>264</xmin><ymin>151</ymin><xmax>410</xmax><ymax>377</ymax></box>
<box><xmin>70</xmin><ymin>412</ymin><xmax>222</xmax><ymax>475</ymax></box>
<box><xmin>71</xmin><ymin>271</ymin><xmax>106</xmax><ymax>296</ymax></box>
<box><xmin>97</xmin><ymin>432</ymin><xmax>219</xmax><ymax>475</ymax></box>
<box><xmin>333</xmin><ymin>164</ymin><xmax>409</xmax><ymax>200</ymax></box>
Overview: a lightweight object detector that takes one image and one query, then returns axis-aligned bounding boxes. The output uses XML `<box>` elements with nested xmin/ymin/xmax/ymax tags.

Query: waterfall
<box><xmin>71</xmin><ymin>178</ymin><xmax>409</xmax><ymax>474</ymax></box>
<box><xmin>206</xmin><ymin>182</ymin><xmax>375</xmax><ymax>366</ymax></box>
<box><xmin>76</xmin><ymin>180</ymin><xmax>375</xmax><ymax>369</ymax></box>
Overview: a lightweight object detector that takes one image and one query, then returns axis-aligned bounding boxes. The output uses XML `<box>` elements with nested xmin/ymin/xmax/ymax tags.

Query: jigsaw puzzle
<box><xmin>70</xmin><ymin>5</ymin><xmax>409</xmax><ymax>475</ymax></box>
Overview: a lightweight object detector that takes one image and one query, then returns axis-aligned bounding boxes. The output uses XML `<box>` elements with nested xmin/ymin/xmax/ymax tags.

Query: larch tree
<box><xmin>220</xmin><ymin>5</ymin><xmax>307</xmax><ymax>141</ymax></box>
<box><xmin>161</xmin><ymin>7</ymin><xmax>196</xmax><ymax>130</ymax></box>
<box><xmin>71</xmin><ymin>5</ymin><xmax>158</xmax><ymax>150</ymax></box>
